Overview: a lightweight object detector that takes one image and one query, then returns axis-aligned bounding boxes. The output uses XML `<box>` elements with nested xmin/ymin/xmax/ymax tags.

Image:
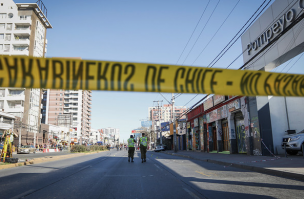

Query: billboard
<box><xmin>141</xmin><ymin>120</ymin><xmax>152</xmax><ymax>127</ymax></box>
<box><xmin>161</xmin><ymin>122</ymin><xmax>170</xmax><ymax>131</ymax></box>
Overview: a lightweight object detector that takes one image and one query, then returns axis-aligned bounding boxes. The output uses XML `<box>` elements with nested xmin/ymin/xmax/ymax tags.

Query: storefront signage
<box><xmin>194</xmin><ymin>118</ymin><xmax>199</xmax><ymax>127</ymax></box>
<box><xmin>213</xmin><ymin>95</ymin><xmax>225</xmax><ymax>105</ymax></box>
<box><xmin>221</xmin><ymin>105</ymin><xmax>227</xmax><ymax>118</ymax></box>
<box><xmin>203</xmin><ymin>97</ymin><xmax>213</xmax><ymax>110</ymax></box>
<box><xmin>187</xmin><ymin>122</ymin><xmax>190</xmax><ymax>129</ymax></box>
<box><xmin>161</xmin><ymin>122</ymin><xmax>170</xmax><ymax>131</ymax></box>
<box><xmin>206</xmin><ymin>105</ymin><xmax>228</xmax><ymax>123</ymax></box>
<box><xmin>227</xmin><ymin>99</ymin><xmax>240</xmax><ymax>112</ymax></box>
<box><xmin>178</xmin><ymin>122</ymin><xmax>186</xmax><ymax>135</ymax></box>
<box><xmin>247</xmin><ymin>0</ymin><xmax>304</xmax><ymax>56</ymax></box>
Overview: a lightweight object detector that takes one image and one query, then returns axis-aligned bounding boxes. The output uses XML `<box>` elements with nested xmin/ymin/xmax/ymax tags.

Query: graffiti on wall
<box><xmin>236</xmin><ymin>121</ymin><xmax>247</xmax><ymax>153</ymax></box>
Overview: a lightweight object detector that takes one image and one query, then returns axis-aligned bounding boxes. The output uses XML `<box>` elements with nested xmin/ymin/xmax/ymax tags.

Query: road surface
<box><xmin>1</xmin><ymin>150</ymin><xmax>304</xmax><ymax>199</ymax></box>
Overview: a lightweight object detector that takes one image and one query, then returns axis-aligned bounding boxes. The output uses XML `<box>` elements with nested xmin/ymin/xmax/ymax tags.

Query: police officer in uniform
<box><xmin>127</xmin><ymin>135</ymin><xmax>136</xmax><ymax>162</ymax></box>
<box><xmin>139</xmin><ymin>133</ymin><xmax>148</xmax><ymax>163</ymax></box>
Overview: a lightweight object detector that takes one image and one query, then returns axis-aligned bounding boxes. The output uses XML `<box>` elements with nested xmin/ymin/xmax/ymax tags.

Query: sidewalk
<box><xmin>160</xmin><ymin>150</ymin><xmax>304</xmax><ymax>181</ymax></box>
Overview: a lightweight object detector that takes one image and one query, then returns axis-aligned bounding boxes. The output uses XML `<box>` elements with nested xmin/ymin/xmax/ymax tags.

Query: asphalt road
<box><xmin>1</xmin><ymin>150</ymin><xmax>304</xmax><ymax>199</ymax></box>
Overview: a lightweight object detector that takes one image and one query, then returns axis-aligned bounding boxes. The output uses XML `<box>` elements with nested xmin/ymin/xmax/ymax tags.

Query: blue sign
<box><xmin>141</xmin><ymin>120</ymin><xmax>152</xmax><ymax>127</ymax></box>
<box><xmin>161</xmin><ymin>122</ymin><xmax>170</xmax><ymax>131</ymax></box>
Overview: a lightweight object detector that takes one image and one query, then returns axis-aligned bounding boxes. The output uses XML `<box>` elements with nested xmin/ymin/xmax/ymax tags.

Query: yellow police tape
<box><xmin>0</xmin><ymin>55</ymin><xmax>303</xmax><ymax>97</ymax></box>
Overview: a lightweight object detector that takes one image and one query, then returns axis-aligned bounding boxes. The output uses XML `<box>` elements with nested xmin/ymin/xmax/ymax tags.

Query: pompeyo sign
<box><xmin>247</xmin><ymin>0</ymin><xmax>304</xmax><ymax>56</ymax></box>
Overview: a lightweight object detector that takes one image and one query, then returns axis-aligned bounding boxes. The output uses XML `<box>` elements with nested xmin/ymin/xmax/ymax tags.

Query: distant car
<box><xmin>17</xmin><ymin>145</ymin><xmax>36</xmax><ymax>154</ymax></box>
<box><xmin>154</xmin><ymin>145</ymin><xmax>166</xmax><ymax>152</ymax></box>
<box><xmin>282</xmin><ymin>131</ymin><xmax>304</xmax><ymax>155</ymax></box>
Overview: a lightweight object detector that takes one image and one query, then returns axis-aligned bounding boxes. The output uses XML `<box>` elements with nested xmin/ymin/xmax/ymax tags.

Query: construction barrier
<box><xmin>1</xmin><ymin>55</ymin><xmax>304</xmax><ymax>96</ymax></box>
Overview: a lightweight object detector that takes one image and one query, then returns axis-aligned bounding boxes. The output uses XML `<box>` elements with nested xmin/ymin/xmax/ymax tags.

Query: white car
<box><xmin>282</xmin><ymin>131</ymin><xmax>304</xmax><ymax>155</ymax></box>
<box><xmin>154</xmin><ymin>145</ymin><xmax>166</xmax><ymax>152</ymax></box>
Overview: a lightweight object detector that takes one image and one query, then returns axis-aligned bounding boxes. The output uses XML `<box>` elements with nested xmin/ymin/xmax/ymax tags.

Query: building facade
<box><xmin>0</xmin><ymin>0</ymin><xmax>51</xmax><ymax>146</ymax></box>
<box><xmin>41</xmin><ymin>89</ymin><xmax>92</xmax><ymax>144</ymax></box>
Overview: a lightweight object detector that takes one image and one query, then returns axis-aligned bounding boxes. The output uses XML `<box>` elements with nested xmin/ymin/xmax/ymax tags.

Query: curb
<box><xmin>0</xmin><ymin>150</ymin><xmax>108</xmax><ymax>171</ymax></box>
<box><xmin>161</xmin><ymin>151</ymin><xmax>304</xmax><ymax>181</ymax></box>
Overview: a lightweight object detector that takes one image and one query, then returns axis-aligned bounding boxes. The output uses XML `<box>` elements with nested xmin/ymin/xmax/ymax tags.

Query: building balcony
<box><xmin>6</xmin><ymin>106</ymin><xmax>24</xmax><ymax>113</ymax></box>
<box><xmin>11</xmin><ymin>49</ymin><xmax>29</xmax><ymax>56</ymax></box>
<box><xmin>6</xmin><ymin>94</ymin><xmax>25</xmax><ymax>101</ymax></box>
<box><xmin>14</xmin><ymin>28</ymin><xmax>31</xmax><ymax>36</ymax></box>
<box><xmin>12</xmin><ymin>38</ymin><xmax>30</xmax><ymax>46</ymax></box>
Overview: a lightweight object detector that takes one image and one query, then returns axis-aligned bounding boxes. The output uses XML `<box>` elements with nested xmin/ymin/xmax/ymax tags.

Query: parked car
<box><xmin>17</xmin><ymin>145</ymin><xmax>36</xmax><ymax>154</ymax></box>
<box><xmin>281</xmin><ymin>131</ymin><xmax>304</xmax><ymax>155</ymax></box>
<box><xmin>154</xmin><ymin>145</ymin><xmax>166</xmax><ymax>152</ymax></box>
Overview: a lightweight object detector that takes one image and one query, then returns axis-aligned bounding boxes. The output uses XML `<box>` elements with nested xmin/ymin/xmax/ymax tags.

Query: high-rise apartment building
<box><xmin>0</xmin><ymin>0</ymin><xmax>51</xmax><ymax>145</ymax></box>
<box><xmin>102</xmin><ymin>127</ymin><xmax>120</xmax><ymax>146</ymax></box>
<box><xmin>41</xmin><ymin>89</ymin><xmax>92</xmax><ymax>144</ymax></box>
<box><xmin>148</xmin><ymin>104</ymin><xmax>187</xmax><ymax>122</ymax></box>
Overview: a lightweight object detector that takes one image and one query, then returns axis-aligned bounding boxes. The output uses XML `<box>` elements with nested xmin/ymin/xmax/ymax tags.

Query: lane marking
<box><xmin>154</xmin><ymin>164</ymin><xmax>163</xmax><ymax>171</ymax></box>
<box><xmin>195</xmin><ymin>171</ymin><xmax>212</xmax><ymax>177</ymax></box>
<box><xmin>183</xmin><ymin>188</ymin><xmax>201</xmax><ymax>199</ymax></box>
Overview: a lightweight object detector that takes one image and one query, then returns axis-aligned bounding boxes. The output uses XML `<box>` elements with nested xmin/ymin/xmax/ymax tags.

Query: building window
<box><xmin>0</xmin><ymin>34</ymin><xmax>4</xmax><ymax>40</ymax></box>
<box><xmin>4</xmin><ymin>44</ymin><xmax>10</xmax><ymax>52</ymax></box>
<box><xmin>60</xmin><ymin>98</ymin><xmax>62</xmax><ymax>101</ymax></box>
<box><xmin>0</xmin><ymin>13</ymin><xmax>6</xmax><ymax>19</ymax></box>
<box><xmin>0</xmin><ymin>23</ymin><xmax>4</xmax><ymax>30</ymax></box>
<box><xmin>6</xmin><ymin>23</ymin><xmax>12</xmax><ymax>30</ymax></box>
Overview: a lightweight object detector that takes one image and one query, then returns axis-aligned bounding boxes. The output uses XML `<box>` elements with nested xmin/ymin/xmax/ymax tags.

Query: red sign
<box><xmin>132</xmin><ymin>130</ymin><xmax>136</xmax><ymax>133</ymax></box>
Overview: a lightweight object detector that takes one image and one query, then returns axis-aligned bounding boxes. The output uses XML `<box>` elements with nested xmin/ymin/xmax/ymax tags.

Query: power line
<box><xmin>209</xmin><ymin>0</ymin><xmax>272</xmax><ymax>68</ymax></box>
<box><xmin>191</xmin><ymin>0</ymin><xmax>241</xmax><ymax>66</ymax></box>
<box><xmin>178</xmin><ymin>0</ymin><xmax>304</xmax><ymax>120</ymax></box>
<box><xmin>225</xmin><ymin>0</ymin><xmax>302</xmax><ymax>70</ymax></box>
<box><xmin>181</xmin><ymin>0</ymin><xmax>221</xmax><ymax>65</ymax></box>
<box><xmin>286</xmin><ymin>52</ymin><xmax>304</xmax><ymax>73</ymax></box>
<box><xmin>159</xmin><ymin>93</ymin><xmax>171</xmax><ymax>104</ymax></box>
<box><xmin>175</xmin><ymin>0</ymin><xmax>211</xmax><ymax>65</ymax></box>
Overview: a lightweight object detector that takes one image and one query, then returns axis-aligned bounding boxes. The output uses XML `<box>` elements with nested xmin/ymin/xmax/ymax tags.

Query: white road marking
<box><xmin>183</xmin><ymin>188</ymin><xmax>201</xmax><ymax>199</ymax></box>
<box><xmin>154</xmin><ymin>164</ymin><xmax>163</xmax><ymax>171</ymax></box>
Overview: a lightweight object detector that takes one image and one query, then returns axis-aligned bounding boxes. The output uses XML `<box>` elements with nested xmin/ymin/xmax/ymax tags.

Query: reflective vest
<box><xmin>128</xmin><ymin>138</ymin><xmax>135</xmax><ymax>147</ymax></box>
<box><xmin>140</xmin><ymin>137</ymin><xmax>147</xmax><ymax>147</ymax></box>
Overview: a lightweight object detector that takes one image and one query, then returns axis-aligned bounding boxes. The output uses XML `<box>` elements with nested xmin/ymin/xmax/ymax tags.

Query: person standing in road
<box><xmin>140</xmin><ymin>133</ymin><xmax>148</xmax><ymax>163</ymax></box>
<box><xmin>127</xmin><ymin>135</ymin><xmax>136</xmax><ymax>162</ymax></box>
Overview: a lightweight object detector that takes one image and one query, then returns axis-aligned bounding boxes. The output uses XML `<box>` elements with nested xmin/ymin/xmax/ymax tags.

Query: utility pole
<box><xmin>172</xmin><ymin>93</ymin><xmax>177</xmax><ymax>153</ymax></box>
<box><xmin>153</xmin><ymin>100</ymin><xmax>163</xmax><ymax>145</ymax></box>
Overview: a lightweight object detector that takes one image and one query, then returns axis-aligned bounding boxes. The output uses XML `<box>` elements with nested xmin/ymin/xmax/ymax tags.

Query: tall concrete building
<box><xmin>148</xmin><ymin>104</ymin><xmax>187</xmax><ymax>122</ymax></box>
<box><xmin>42</xmin><ymin>89</ymin><xmax>92</xmax><ymax>144</ymax></box>
<box><xmin>0</xmin><ymin>0</ymin><xmax>52</xmax><ymax>145</ymax></box>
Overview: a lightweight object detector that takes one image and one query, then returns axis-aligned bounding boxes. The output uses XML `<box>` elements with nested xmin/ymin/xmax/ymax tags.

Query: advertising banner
<box><xmin>161</xmin><ymin>122</ymin><xmax>170</xmax><ymax>132</ymax></box>
<box><xmin>194</xmin><ymin>118</ymin><xmax>199</xmax><ymax>127</ymax></box>
<box><xmin>178</xmin><ymin>122</ymin><xmax>186</xmax><ymax>135</ymax></box>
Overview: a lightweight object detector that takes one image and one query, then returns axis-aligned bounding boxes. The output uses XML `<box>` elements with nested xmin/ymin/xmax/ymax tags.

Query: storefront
<box><xmin>177</xmin><ymin>121</ymin><xmax>186</xmax><ymax>150</ymax></box>
<box><xmin>186</xmin><ymin>122</ymin><xmax>191</xmax><ymax>151</ymax></box>
<box><xmin>227</xmin><ymin>97</ymin><xmax>252</xmax><ymax>154</ymax></box>
<box><xmin>193</xmin><ymin>118</ymin><xmax>200</xmax><ymax>150</ymax></box>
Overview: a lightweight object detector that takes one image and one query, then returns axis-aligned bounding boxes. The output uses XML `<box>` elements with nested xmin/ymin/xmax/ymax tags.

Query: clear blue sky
<box><xmin>15</xmin><ymin>0</ymin><xmax>304</xmax><ymax>142</ymax></box>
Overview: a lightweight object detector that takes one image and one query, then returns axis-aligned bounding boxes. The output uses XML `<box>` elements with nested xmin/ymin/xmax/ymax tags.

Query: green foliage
<box><xmin>71</xmin><ymin>145</ymin><xmax>107</xmax><ymax>153</ymax></box>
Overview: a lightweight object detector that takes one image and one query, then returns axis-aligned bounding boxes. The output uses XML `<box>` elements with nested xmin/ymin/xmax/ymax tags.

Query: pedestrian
<box><xmin>127</xmin><ymin>135</ymin><xmax>136</xmax><ymax>162</ymax></box>
<box><xmin>139</xmin><ymin>133</ymin><xmax>148</xmax><ymax>163</ymax></box>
